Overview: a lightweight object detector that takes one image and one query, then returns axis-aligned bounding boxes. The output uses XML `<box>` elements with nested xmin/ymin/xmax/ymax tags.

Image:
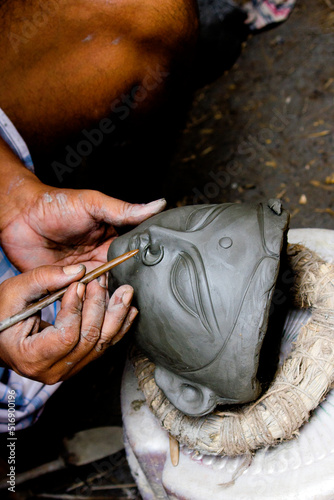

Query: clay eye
<box><xmin>171</xmin><ymin>252</ymin><xmax>217</xmax><ymax>337</ymax></box>
<box><xmin>171</xmin><ymin>254</ymin><xmax>198</xmax><ymax>318</ymax></box>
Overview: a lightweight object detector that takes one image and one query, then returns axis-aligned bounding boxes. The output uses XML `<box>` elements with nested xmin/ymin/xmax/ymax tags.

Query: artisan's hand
<box><xmin>0</xmin><ymin>138</ymin><xmax>166</xmax><ymax>272</ymax></box>
<box><xmin>0</xmin><ymin>264</ymin><xmax>137</xmax><ymax>383</ymax></box>
<box><xmin>0</xmin><ymin>177</ymin><xmax>166</xmax><ymax>273</ymax></box>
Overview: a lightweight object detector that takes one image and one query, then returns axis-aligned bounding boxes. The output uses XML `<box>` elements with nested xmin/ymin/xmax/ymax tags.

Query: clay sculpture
<box><xmin>108</xmin><ymin>200</ymin><xmax>290</xmax><ymax>416</ymax></box>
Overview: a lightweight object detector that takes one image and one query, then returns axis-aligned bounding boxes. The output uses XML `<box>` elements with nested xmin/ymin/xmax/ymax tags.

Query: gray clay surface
<box><xmin>108</xmin><ymin>200</ymin><xmax>289</xmax><ymax>416</ymax></box>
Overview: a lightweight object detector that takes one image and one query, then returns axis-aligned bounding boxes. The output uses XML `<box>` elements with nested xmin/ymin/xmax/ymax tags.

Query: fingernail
<box><xmin>128</xmin><ymin>307</ymin><xmax>138</xmax><ymax>323</ymax></box>
<box><xmin>144</xmin><ymin>198</ymin><xmax>167</xmax><ymax>213</ymax></box>
<box><xmin>122</xmin><ymin>289</ymin><xmax>133</xmax><ymax>307</ymax></box>
<box><xmin>77</xmin><ymin>282</ymin><xmax>86</xmax><ymax>300</ymax></box>
<box><xmin>97</xmin><ymin>274</ymin><xmax>106</xmax><ymax>288</ymax></box>
<box><xmin>63</xmin><ymin>264</ymin><xmax>85</xmax><ymax>275</ymax></box>
<box><xmin>95</xmin><ymin>342</ymin><xmax>106</xmax><ymax>353</ymax></box>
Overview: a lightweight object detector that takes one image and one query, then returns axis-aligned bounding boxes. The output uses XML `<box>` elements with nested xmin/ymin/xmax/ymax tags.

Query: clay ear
<box><xmin>154</xmin><ymin>366</ymin><xmax>218</xmax><ymax>417</ymax></box>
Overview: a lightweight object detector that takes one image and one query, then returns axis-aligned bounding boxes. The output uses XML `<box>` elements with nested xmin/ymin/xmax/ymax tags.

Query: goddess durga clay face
<box><xmin>108</xmin><ymin>200</ymin><xmax>290</xmax><ymax>416</ymax></box>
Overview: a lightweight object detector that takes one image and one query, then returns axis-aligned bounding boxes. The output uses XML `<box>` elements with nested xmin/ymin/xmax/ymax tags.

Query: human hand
<box><xmin>0</xmin><ymin>175</ymin><xmax>166</xmax><ymax>272</ymax></box>
<box><xmin>0</xmin><ymin>263</ymin><xmax>137</xmax><ymax>383</ymax></box>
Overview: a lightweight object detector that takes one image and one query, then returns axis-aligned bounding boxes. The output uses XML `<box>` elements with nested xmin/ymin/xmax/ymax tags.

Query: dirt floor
<box><xmin>164</xmin><ymin>0</ymin><xmax>334</xmax><ymax>229</ymax></box>
<box><xmin>1</xmin><ymin>0</ymin><xmax>333</xmax><ymax>498</ymax></box>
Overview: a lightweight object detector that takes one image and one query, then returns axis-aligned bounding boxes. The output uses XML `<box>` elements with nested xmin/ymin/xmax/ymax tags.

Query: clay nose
<box><xmin>267</xmin><ymin>198</ymin><xmax>282</xmax><ymax>215</ymax></box>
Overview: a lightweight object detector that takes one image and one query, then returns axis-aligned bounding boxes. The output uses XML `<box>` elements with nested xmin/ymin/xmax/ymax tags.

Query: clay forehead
<box><xmin>130</xmin><ymin>203</ymin><xmax>233</xmax><ymax>233</ymax></box>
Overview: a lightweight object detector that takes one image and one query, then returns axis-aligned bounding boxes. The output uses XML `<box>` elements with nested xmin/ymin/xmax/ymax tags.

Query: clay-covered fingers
<box><xmin>0</xmin><ymin>264</ymin><xmax>137</xmax><ymax>383</ymax></box>
<box><xmin>0</xmin><ymin>263</ymin><xmax>86</xmax><ymax>318</ymax></box>
<box><xmin>87</xmin><ymin>191</ymin><xmax>167</xmax><ymax>226</ymax></box>
<box><xmin>106</xmin><ymin>305</ymin><xmax>138</xmax><ymax>348</ymax></box>
<box><xmin>55</xmin><ymin>276</ymin><xmax>109</xmax><ymax>363</ymax></box>
<box><xmin>96</xmin><ymin>284</ymin><xmax>138</xmax><ymax>350</ymax></box>
<box><xmin>17</xmin><ymin>281</ymin><xmax>86</xmax><ymax>382</ymax></box>
<box><xmin>62</xmin><ymin>284</ymin><xmax>138</xmax><ymax>379</ymax></box>
<box><xmin>0</xmin><ymin>265</ymin><xmax>87</xmax><ymax>381</ymax></box>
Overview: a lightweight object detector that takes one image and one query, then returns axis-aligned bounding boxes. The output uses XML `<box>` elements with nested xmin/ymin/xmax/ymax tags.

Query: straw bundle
<box><xmin>130</xmin><ymin>244</ymin><xmax>334</xmax><ymax>456</ymax></box>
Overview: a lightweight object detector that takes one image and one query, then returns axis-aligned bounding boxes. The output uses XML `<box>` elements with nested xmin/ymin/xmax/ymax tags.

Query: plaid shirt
<box><xmin>0</xmin><ymin>109</ymin><xmax>60</xmax><ymax>432</ymax></box>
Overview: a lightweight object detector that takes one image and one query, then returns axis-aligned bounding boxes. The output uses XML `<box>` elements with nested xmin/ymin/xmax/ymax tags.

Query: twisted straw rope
<box><xmin>130</xmin><ymin>244</ymin><xmax>334</xmax><ymax>456</ymax></box>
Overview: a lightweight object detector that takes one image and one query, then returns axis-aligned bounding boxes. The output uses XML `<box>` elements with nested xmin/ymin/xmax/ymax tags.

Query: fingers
<box><xmin>63</xmin><ymin>284</ymin><xmax>138</xmax><ymax>379</ymax></box>
<box><xmin>23</xmin><ymin>281</ymin><xmax>136</xmax><ymax>383</ymax></box>
<box><xmin>87</xmin><ymin>191</ymin><xmax>166</xmax><ymax>226</ymax></box>
<box><xmin>95</xmin><ymin>284</ymin><xmax>138</xmax><ymax>351</ymax></box>
<box><xmin>0</xmin><ymin>263</ymin><xmax>86</xmax><ymax>316</ymax></box>
<box><xmin>13</xmin><ymin>282</ymin><xmax>85</xmax><ymax>379</ymax></box>
<box><xmin>99</xmin><ymin>304</ymin><xmax>138</xmax><ymax>350</ymax></box>
<box><xmin>56</xmin><ymin>277</ymin><xmax>109</xmax><ymax>363</ymax></box>
<box><xmin>119</xmin><ymin>198</ymin><xmax>167</xmax><ymax>225</ymax></box>
<box><xmin>0</xmin><ymin>263</ymin><xmax>137</xmax><ymax>383</ymax></box>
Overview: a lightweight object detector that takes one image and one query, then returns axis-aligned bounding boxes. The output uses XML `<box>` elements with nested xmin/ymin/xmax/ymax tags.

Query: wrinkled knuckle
<box><xmin>56</xmin><ymin>326</ymin><xmax>80</xmax><ymax>348</ymax></box>
<box><xmin>81</xmin><ymin>325</ymin><xmax>101</xmax><ymax>344</ymax></box>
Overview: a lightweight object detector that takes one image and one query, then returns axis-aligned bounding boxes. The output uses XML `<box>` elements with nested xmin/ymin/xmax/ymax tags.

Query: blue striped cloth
<box><xmin>0</xmin><ymin>109</ymin><xmax>61</xmax><ymax>432</ymax></box>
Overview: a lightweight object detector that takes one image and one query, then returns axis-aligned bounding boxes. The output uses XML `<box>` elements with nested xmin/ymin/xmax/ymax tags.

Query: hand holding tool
<box><xmin>0</xmin><ymin>249</ymin><xmax>138</xmax><ymax>333</ymax></box>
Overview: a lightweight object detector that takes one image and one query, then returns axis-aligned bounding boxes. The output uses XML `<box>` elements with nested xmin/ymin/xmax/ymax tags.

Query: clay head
<box><xmin>108</xmin><ymin>200</ymin><xmax>289</xmax><ymax>416</ymax></box>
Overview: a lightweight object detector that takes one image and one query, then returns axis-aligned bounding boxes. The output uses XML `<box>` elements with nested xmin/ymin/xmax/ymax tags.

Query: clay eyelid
<box><xmin>171</xmin><ymin>253</ymin><xmax>200</xmax><ymax>320</ymax></box>
<box><xmin>170</xmin><ymin>251</ymin><xmax>218</xmax><ymax>340</ymax></box>
<box><xmin>185</xmin><ymin>204</ymin><xmax>232</xmax><ymax>232</ymax></box>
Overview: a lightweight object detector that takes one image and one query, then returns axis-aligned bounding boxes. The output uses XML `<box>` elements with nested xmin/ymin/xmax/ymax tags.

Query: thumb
<box><xmin>120</xmin><ymin>198</ymin><xmax>167</xmax><ymax>225</ymax></box>
<box><xmin>1</xmin><ymin>264</ymin><xmax>86</xmax><ymax>313</ymax></box>
<box><xmin>89</xmin><ymin>193</ymin><xmax>167</xmax><ymax>226</ymax></box>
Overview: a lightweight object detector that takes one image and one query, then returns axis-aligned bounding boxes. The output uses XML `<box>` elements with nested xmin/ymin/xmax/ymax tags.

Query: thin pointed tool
<box><xmin>0</xmin><ymin>249</ymin><xmax>139</xmax><ymax>333</ymax></box>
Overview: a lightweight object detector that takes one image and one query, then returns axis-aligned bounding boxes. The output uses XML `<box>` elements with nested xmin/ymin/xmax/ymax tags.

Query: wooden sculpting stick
<box><xmin>0</xmin><ymin>249</ymin><xmax>139</xmax><ymax>333</ymax></box>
